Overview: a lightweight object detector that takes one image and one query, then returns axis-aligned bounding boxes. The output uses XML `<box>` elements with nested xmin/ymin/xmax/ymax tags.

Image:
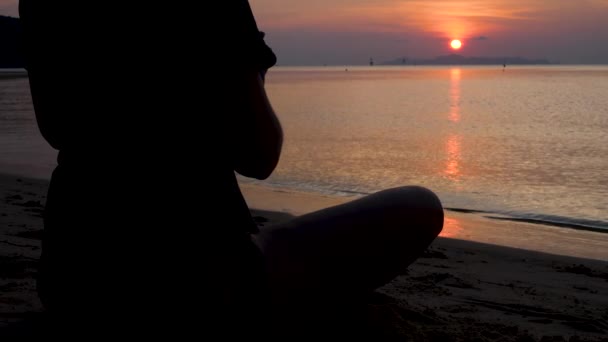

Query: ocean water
<box><xmin>1</xmin><ymin>66</ymin><xmax>607</xmax><ymax>231</ymax></box>
<box><xmin>250</xmin><ymin>66</ymin><xmax>608</xmax><ymax>231</ymax></box>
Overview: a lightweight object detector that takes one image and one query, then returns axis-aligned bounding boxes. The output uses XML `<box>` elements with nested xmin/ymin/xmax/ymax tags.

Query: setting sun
<box><xmin>450</xmin><ymin>39</ymin><xmax>462</xmax><ymax>50</ymax></box>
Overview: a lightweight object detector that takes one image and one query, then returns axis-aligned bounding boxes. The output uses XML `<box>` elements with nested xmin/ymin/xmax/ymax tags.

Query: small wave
<box><xmin>445</xmin><ymin>207</ymin><xmax>608</xmax><ymax>233</ymax></box>
<box><xmin>484</xmin><ymin>213</ymin><xmax>608</xmax><ymax>234</ymax></box>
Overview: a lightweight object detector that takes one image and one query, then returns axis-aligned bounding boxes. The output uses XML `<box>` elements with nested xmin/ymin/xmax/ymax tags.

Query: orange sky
<box><xmin>1</xmin><ymin>0</ymin><xmax>607</xmax><ymax>64</ymax></box>
<box><xmin>250</xmin><ymin>0</ymin><xmax>608</xmax><ymax>65</ymax></box>
<box><xmin>251</xmin><ymin>0</ymin><xmax>608</xmax><ymax>36</ymax></box>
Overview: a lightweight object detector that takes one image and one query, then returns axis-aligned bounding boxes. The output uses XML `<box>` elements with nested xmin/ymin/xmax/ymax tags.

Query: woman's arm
<box><xmin>232</xmin><ymin>70</ymin><xmax>283</xmax><ymax>180</ymax></box>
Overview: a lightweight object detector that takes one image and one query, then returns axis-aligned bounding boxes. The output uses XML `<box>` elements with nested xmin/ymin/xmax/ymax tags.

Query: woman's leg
<box><xmin>253</xmin><ymin>186</ymin><xmax>444</xmax><ymax>307</ymax></box>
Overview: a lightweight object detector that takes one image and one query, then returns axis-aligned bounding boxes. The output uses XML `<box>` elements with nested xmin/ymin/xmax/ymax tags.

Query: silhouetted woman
<box><xmin>20</xmin><ymin>0</ymin><xmax>443</xmax><ymax>338</ymax></box>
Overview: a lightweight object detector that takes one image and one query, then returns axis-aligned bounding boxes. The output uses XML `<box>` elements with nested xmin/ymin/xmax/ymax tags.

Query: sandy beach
<box><xmin>0</xmin><ymin>174</ymin><xmax>45</xmax><ymax>328</ymax></box>
<box><xmin>1</xmin><ymin>175</ymin><xmax>607</xmax><ymax>341</ymax></box>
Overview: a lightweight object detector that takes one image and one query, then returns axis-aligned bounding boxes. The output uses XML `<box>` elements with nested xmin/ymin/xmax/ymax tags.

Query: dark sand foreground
<box><xmin>1</xmin><ymin>174</ymin><xmax>607</xmax><ymax>341</ymax></box>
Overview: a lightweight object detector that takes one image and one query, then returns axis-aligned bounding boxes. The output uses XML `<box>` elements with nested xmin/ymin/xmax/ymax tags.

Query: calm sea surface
<box><xmin>1</xmin><ymin>66</ymin><xmax>607</xmax><ymax>231</ymax></box>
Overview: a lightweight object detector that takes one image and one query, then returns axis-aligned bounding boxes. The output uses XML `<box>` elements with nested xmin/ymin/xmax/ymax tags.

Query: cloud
<box><xmin>474</xmin><ymin>36</ymin><xmax>489</xmax><ymax>40</ymax></box>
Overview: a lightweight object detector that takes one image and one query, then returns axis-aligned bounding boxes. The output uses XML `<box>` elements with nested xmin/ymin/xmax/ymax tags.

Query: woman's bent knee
<box><xmin>374</xmin><ymin>186</ymin><xmax>444</xmax><ymax>236</ymax></box>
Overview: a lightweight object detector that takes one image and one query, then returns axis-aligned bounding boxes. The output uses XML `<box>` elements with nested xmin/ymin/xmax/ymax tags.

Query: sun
<box><xmin>450</xmin><ymin>39</ymin><xmax>462</xmax><ymax>50</ymax></box>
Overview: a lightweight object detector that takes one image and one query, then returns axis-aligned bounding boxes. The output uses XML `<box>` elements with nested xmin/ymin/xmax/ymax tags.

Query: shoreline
<box><xmin>239</xmin><ymin>180</ymin><xmax>608</xmax><ymax>235</ymax></box>
<box><xmin>241</xmin><ymin>183</ymin><xmax>608</xmax><ymax>262</ymax></box>
<box><xmin>0</xmin><ymin>69</ymin><xmax>28</xmax><ymax>79</ymax></box>
<box><xmin>444</xmin><ymin>207</ymin><xmax>608</xmax><ymax>235</ymax></box>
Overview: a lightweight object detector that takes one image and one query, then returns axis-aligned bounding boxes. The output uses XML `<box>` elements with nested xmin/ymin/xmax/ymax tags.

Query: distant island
<box><xmin>382</xmin><ymin>54</ymin><xmax>552</xmax><ymax>66</ymax></box>
<box><xmin>0</xmin><ymin>16</ymin><xmax>24</xmax><ymax>69</ymax></box>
